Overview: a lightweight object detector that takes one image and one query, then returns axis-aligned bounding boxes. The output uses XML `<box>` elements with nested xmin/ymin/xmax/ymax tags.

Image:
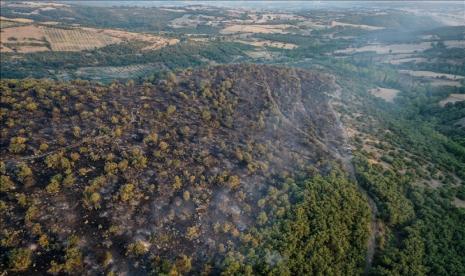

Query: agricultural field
<box><xmin>0</xmin><ymin>24</ymin><xmax>49</xmax><ymax>52</ymax></box>
<box><xmin>0</xmin><ymin>16</ymin><xmax>34</xmax><ymax>24</ymax></box>
<box><xmin>399</xmin><ymin>70</ymin><xmax>465</xmax><ymax>80</ymax></box>
<box><xmin>0</xmin><ymin>20</ymin><xmax>177</xmax><ymax>53</ymax></box>
<box><xmin>369</xmin><ymin>87</ymin><xmax>400</xmax><ymax>102</ymax></box>
<box><xmin>398</xmin><ymin>70</ymin><xmax>465</xmax><ymax>87</ymax></box>
<box><xmin>330</xmin><ymin>21</ymin><xmax>385</xmax><ymax>30</ymax></box>
<box><xmin>236</xmin><ymin>39</ymin><xmax>298</xmax><ymax>49</ymax></box>
<box><xmin>73</xmin><ymin>63</ymin><xmax>167</xmax><ymax>81</ymax></box>
<box><xmin>0</xmin><ymin>24</ymin><xmax>118</xmax><ymax>53</ymax></box>
<box><xmin>220</xmin><ymin>24</ymin><xmax>294</xmax><ymax>34</ymax></box>
<box><xmin>81</xmin><ymin>28</ymin><xmax>179</xmax><ymax>51</ymax></box>
<box><xmin>43</xmin><ymin>27</ymin><xmax>118</xmax><ymax>52</ymax></box>
<box><xmin>387</xmin><ymin>57</ymin><xmax>427</xmax><ymax>65</ymax></box>
<box><xmin>439</xmin><ymin>93</ymin><xmax>465</xmax><ymax>107</ymax></box>
<box><xmin>0</xmin><ymin>19</ymin><xmax>23</xmax><ymax>29</ymax></box>
<box><xmin>335</xmin><ymin>42</ymin><xmax>435</xmax><ymax>55</ymax></box>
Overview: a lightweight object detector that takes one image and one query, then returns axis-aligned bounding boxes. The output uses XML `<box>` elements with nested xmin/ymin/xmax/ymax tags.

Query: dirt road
<box><xmin>328</xmin><ymin>81</ymin><xmax>379</xmax><ymax>274</ymax></box>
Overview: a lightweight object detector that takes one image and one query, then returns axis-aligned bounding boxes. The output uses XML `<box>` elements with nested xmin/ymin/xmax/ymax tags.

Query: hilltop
<box><xmin>0</xmin><ymin>65</ymin><xmax>370</xmax><ymax>274</ymax></box>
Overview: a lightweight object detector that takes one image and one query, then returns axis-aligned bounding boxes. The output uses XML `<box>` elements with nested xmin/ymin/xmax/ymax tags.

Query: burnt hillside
<box><xmin>0</xmin><ymin>65</ymin><xmax>369</xmax><ymax>274</ymax></box>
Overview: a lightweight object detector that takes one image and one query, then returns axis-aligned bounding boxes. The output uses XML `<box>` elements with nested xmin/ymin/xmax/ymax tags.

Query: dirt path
<box><xmin>339</xmin><ymin>147</ymin><xmax>378</xmax><ymax>273</ymax></box>
<box><xmin>257</xmin><ymin>69</ymin><xmax>379</xmax><ymax>272</ymax></box>
<box><xmin>341</xmin><ymin>151</ymin><xmax>378</xmax><ymax>274</ymax></box>
<box><xmin>328</xmin><ymin>82</ymin><xmax>379</xmax><ymax>274</ymax></box>
<box><xmin>255</xmin><ymin>70</ymin><xmax>337</xmax><ymax>160</ymax></box>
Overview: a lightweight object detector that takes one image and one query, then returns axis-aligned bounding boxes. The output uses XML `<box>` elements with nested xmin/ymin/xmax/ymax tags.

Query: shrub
<box><xmin>127</xmin><ymin>241</ymin><xmax>148</xmax><ymax>256</ymax></box>
<box><xmin>8</xmin><ymin>248</ymin><xmax>32</xmax><ymax>271</ymax></box>
<box><xmin>167</xmin><ymin>105</ymin><xmax>177</xmax><ymax>115</ymax></box>
<box><xmin>0</xmin><ymin>175</ymin><xmax>15</xmax><ymax>192</ymax></box>
<box><xmin>228</xmin><ymin>175</ymin><xmax>241</xmax><ymax>189</ymax></box>
<box><xmin>9</xmin><ymin>137</ymin><xmax>27</xmax><ymax>153</ymax></box>
<box><xmin>186</xmin><ymin>226</ymin><xmax>200</xmax><ymax>240</ymax></box>
<box><xmin>17</xmin><ymin>163</ymin><xmax>32</xmax><ymax>181</ymax></box>
<box><xmin>120</xmin><ymin>183</ymin><xmax>135</xmax><ymax>202</ymax></box>
<box><xmin>257</xmin><ymin>211</ymin><xmax>268</xmax><ymax>225</ymax></box>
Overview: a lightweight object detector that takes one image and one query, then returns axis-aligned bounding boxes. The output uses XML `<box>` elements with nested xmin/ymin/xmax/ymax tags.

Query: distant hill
<box><xmin>341</xmin><ymin>12</ymin><xmax>443</xmax><ymax>30</ymax></box>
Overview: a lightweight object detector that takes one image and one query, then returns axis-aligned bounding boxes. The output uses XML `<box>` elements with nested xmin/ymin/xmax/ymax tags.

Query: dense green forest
<box><xmin>329</xmin><ymin>55</ymin><xmax>465</xmax><ymax>275</ymax></box>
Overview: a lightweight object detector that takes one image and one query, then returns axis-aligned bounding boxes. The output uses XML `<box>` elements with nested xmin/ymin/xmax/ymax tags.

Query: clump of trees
<box><xmin>8</xmin><ymin>248</ymin><xmax>32</xmax><ymax>271</ymax></box>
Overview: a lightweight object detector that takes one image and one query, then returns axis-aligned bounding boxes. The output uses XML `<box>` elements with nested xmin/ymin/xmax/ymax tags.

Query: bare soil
<box><xmin>0</xmin><ymin>24</ymin><xmax>178</xmax><ymax>53</ymax></box>
<box><xmin>369</xmin><ymin>87</ymin><xmax>400</xmax><ymax>102</ymax></box>
<box><xmin>439</xmin><ymin>94</ymin><xmax>465</xmax><ymax>107</ymax></box>
<box><xmin>220</xmin><ymin>24</ymin><xmax>292</xmax><ymax>34</ymax></box>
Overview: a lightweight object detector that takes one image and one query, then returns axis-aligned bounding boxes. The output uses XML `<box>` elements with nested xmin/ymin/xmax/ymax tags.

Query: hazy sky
<box><xmin>67</xmin><ymin>1</ymin><xmax>464</xmax><ymax>11</ymax></box>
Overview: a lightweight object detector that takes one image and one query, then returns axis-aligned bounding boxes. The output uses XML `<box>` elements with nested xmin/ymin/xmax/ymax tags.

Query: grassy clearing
<box><xmin>369</xmin><ymin>87</ymin><xmax>400</xmax><ymax>102</ymax></box>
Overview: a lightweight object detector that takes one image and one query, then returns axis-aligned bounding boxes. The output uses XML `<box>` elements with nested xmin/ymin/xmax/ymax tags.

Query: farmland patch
<box><xmin>43</xmin><ymin>27</ymin><xmax>118</xmax><ymax>51</ymax></box>
<box><xmin>336</xmin><ymin>42</ymin><xmax>433</xmax><ymax>54</ymax></box>
<box><xmin>439</xmin><ymin>94</ymin><xmax>465</xmax><ymax>107</ymax></box>
<box><xmin>453</xmin><ymin>197</ymin><xmax>465</xmax><ymax>208</ymax></box>
<box><xmin>330</xmin><ymin>21</ymin><xmax>384</xmax><ymax>30</ymax></box>
<box><xmin>369</xmin><ymin>87</ymin><xmax>400</xmax><ymax>102</ymax></box>
<box><xmin>399</xmin><ymin>70</ymin><xmax>465</xmax><ymax>80</ymax></box>
<box><xmin>0</xmin><ymin>25</ymin><xmax>178</xmax><ymax>53</ymax></box>
<box><xmin>236</xmin><ymin>39</ymin><xmax>298</xmax><ymax>49</ymax></box>
<box><xmin>73</xmin><ymin>63</ymin><xmax>167</xmax><ymax>81</ymax></box>
<box><xmin>220</xmin><ymin>24</ymin><xmax>293</xmax><ymax>34</ymax></box>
